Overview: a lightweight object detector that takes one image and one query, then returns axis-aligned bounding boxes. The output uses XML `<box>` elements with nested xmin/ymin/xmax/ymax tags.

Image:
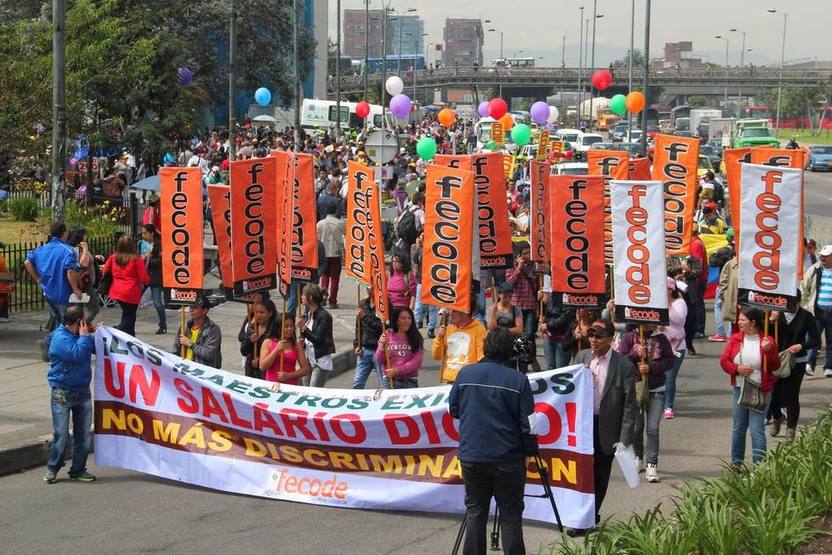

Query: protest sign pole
<box><xmin>180</xmin><ymin>307</ymin><xmax>186</xmax><ymax>357</ymax></box>
<box><xmin>357</xmin><ymin>283</ymin><xmax>362</xmax><ymax>345</ymax></box>
<box><xmin>538</xmin><ymin>275</ymin><xmax>545</xmax><ymax>326</ymax></box>
<box><xmin>280</xmin><ymin>295</ymin><xmax>287</xmax><ymax>374</ymax></box>
<box><xmin>763</xmin><ymin>310</ymin><xmax>769</xmax><ymax>373</ymax></box>
<box><xmin>381</xmin><ymin>321</ymin><xmax>394</xmax><ymax>389</ymax></box>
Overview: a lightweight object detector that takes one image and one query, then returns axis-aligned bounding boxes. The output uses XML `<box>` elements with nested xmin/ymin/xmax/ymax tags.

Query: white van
<box><xmin>301</xmin><ymin>99</ymin><xmax>392</xmax><ymax>131</ymax></box>
<box><xmin>573</xmin><ymin>132</ymin><xmax>605</xmax><ymax>160</ymax></box>
<box><xmin>554</xmin><ymin>128</ymin><xmax>581</xmax><ymax>151</ymax></box>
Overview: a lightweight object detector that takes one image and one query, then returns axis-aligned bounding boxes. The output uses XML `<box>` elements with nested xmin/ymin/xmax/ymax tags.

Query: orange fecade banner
<box><xmin>229</xmin><ymin>157</ymin><xmax>277</xmax><ymax>296</ymax></box>
<box><xmin>207</xmin><ymin>185</ymin><xmax>233</xmax><ymax>299</ymax></box>
<box><xmin>492</xmin><ymin>122</ymin><xmax>504</xmax><ymax>145</ymax></box>
<box><xmin>588</xmin><ymin>150</ymin><xmax>629</xmax><ymax>265</ymax></box>
<box><xmin>421</xmin><ymin>164</ymin><xmax>476</xmax><ymax>313</ymax></box>
<box><xmin>159</xmin><ymin>167</ymin><xmax>204</xmax><ymax>305</ymax></box>
<box><xmin>364</xmin><ymin>179</ymin><xmax>390</xmax><ymax>323</ymax></box>
<box><xmin>435</xmin><ymin>153</ymin><xmax>514</xmax><ymax>268</ymax></box>
<box><xmin>529</xmin><ymin>160</ymin><xmax>550</xmax><ymax>263</ymax></box>
<box><xmin>344</xmin><ymin>161</ymin><xmax>374</xmax><ymax>286</ymax></box>
<box><xmin>290</xmin><ymin>153</ymin><xmax>319</xmax><ymax>281</ymax></box>
<box><xmin>536</xmin><ymin>131</ymin><xmax>550</xmax><ymax>161</ymax></box>
<box><xmin>651</xmin><ymin>133</ymin><xmax>700</xmax><ymax>254</ymax></box>
<box><xmin>548</xmin><ymin>175</ymin><xmax>607</xmax><ymax>308</ymax></box>
<box><xmin>628</xmin><ymin>157</ymin><xmax>651</xmax><ymax>180</ymax></box>
<box><xmin>274</xmin><ymin>152</ymin><xmax>295</xmax><ymax>297</ymax></box>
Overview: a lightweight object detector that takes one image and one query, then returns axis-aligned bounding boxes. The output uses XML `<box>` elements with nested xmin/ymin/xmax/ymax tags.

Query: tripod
<box><xmin>451</xmin><ymin>454</ymin><xmax>564</xmax><ymax>554</ymax></box>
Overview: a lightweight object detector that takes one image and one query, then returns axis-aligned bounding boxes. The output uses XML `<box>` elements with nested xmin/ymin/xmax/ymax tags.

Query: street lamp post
<box><xmin>578</xmin><ymin>6</ymin><xmax>584</xmax><ymax>122</ymax></box>
<box><xmin>640</xmin><ymin>0</ymin><xmax>651</xmax><ymax>154</ymax></box>
<box><xmin>363</xmin><ymin>0</ymin><xmax>369</xmax><ymax>99</ymax></box>
<box><xmin>715</xmin><ymin>35</ymin><xmax>729</xmax><ymax>111</ymax></box>
<box><xmin>391</xmin><ymin>8</ymin><xmax>416</xmax><ymax>75</ymax></box>
<box><xmin>589</xmin><ymin>9</ymin><xmax>604</xmax><ymax>130</ymax></box>
<box><xmin>730</xmin><ymin>28</ymin><xmax>746</xmax><ymax>117</ymax></box>
<box><xmin>768</xmin><ymin>8</ymin><xmax>788</xmax><ymax>130</ymax></box>
<box><xmin>487</xmin><ymin>27</ymin><xmax>504</xmax><ymax>98</ymax></box>
<box><xmin>627</xmin><ymin>0</ymin><xmax>634</xmax><ymax>138</ymax></box>
<box><xmin>335</xmin><ymin>0</ymin><xmax>341</xmax><ymax>141</ymax></box>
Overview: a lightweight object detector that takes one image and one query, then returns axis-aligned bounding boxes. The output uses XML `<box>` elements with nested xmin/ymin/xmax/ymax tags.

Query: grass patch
<box><xmin>0</xmin><ymin>213</ymin><xmax>46</xmax><ymax>245</ymax></box>
<box><xmin>776</xmin><ymin>128</ymin><xmax>832</xmax><ymax>146</ymax></box>
<box><xmin>548</xmin><ymin>410</ymin><xmax>832</xmax><ymax>554</ymax></box>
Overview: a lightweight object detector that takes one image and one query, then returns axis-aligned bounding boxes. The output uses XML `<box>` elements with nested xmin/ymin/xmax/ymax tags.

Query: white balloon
<box><xmin>548</xmin><ymin>105</ymin><xmax>560</xmax><ymax>123</ymax></box>
<box><xmin>385</xmin><ymin>76</ymin><xmax>404</xmax><ymax>96</ymax></box>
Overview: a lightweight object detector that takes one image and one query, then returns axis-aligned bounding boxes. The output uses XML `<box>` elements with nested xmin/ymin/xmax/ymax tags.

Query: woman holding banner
<box><xmin>239</xmin><ymin>298</ymin><xmax>277</xmax><ymax>380</ymax></box>
<box><xmin>376</xmin><ymin>307</ymin><xmax>424</xmax><ymax>389</ymax></box>
<box><xmin>720</xmin><ymin>307</ymin><xmax>780</xmax><ymax>469</ymax></box>
<box><xmin>103</xmin><ymin>236</ymin><xmax>149</xmax><ymax>337</ymax></box>
<box><xmin>298</xmin><ymin>284</ymin><xmax>335</xmax><ymax>388</ymax></box>
<box><xmin>661</xmin><ymin>277</ymin><xmax>689</xmax><ymax>420</ymax></box>
<box><xmin>259</xmin><ymin>314</ymin><xmax>311</xmax><ymax>386</ymax></box>
<box><xmin>387</xmin><ymin>253</ymin><xmax>417</xmax><ymax>311</ymax></box>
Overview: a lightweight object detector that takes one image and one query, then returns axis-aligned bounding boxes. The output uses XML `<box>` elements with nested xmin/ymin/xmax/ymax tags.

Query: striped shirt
<box><xmin>818</xmin><ymin>268</ymin><xmax>832</xmax><ymax>308</ymax></box>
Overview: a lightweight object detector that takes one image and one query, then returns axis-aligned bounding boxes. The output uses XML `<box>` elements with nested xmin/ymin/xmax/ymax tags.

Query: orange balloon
<box><xmin>626</xmin><ymin>91</ymin><xmax>646</xmax><ymax>113</ymax></box>
<box><xmin>499</xmin><ymin>113</ymin><xmax>514</xmax><ymax>130</ymax></box>
<box><xmin>438</xmin><ymin>108</ymin><xmax>457</xmax><ymax>127</ymax></box>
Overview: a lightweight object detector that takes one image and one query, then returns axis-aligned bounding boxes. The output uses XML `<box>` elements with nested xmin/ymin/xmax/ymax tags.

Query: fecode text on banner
<box><xmin>160</xmin><ymin>167</ymin><xmax>204</xmax><ymax>305</ymax></box>
<box><xmin>651</xmin><ymin>133</ymin><xmax>700</xmax><ymax>255</ymax></box>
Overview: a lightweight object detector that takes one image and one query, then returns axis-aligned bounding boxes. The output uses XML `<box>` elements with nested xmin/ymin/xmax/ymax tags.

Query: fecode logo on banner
<box><xmin>364</xmin><ymin>180</ymin><xmax>390</xmax><ymax>322</ymax></box>
<box><xmin>435</xmin><ymin>153</ymin><xmax>513</xmax><ymax>269</ymax></box>
<box><xmin>536</xmin><ymin>131</ymin><xmax>550</xmax><ymax>161</ymax></box>
<box><xmin>651</xmin><ymin>134</ymin><xmax>700</xmax><ymax>255</ymax></box>
<box><xmin>530</xmin><ymin>161</ymin><xmax>550</xmax><ymax>263</ymax></box>
<box><xmin>93</xmin><ymin>326</ymin><xmax>597</xmax><ymax>529</ymax></box>
<box><xmin>275</xmin><ymin>153</ymin><xmax>295</xmax><ymax>297</ymax></box>
<box><xmin>345</xmin><ymin>161</ymin><xmax>373</xmax><ymax>286</ymax></box>
<box><xmin>751</xmin><ymin>148</ymin><xmax>806</xmax><ymax>170</ymax></box>
<box><xmin>737</xmin><ymin>163</ymin><xmax>802</xmax><ymax>311</ymax></box>
<box><xmin>287</xmin><ymin>153</ymin><xmax>319</xmax><ymax>282</ymax></box>
<box><xmin>628</xmin><ymin>157</ymin><xmax>651</xmax><ymax>180</ymax></box>
<box><xmin>230</xmin><ymin>158</ymin><xmax>277</xmax><ymax>296</ymax></box>
<box><xmin>159</xmin><ymin>167</ymin><xmax>204</xmax><ymax>305</ymax></box>
<box><xmin>588</xmin><ymin>150</ymin><xmax>629</xmax><ymax>264</ymax></box>
<box><xmin>549</xmin><ymin>176</ymin><xmax>607</xmax><ymax>308</ymax></box>
<box><xmin>610</xmin><ymin>180</ymin><xmax>669</xmax><ymax>325</ymax></box>
<box><xmin>492</xmin><ymin>122</ymin><xmax>504</xmax><ymax>145</ymax></box>
<box><xmin>421</xmin><ymin>164</ymin><xmax>476</xmax><ymax>312</ymax></box>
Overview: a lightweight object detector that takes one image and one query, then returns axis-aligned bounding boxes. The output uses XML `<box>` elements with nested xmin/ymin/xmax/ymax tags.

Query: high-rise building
<box><xmin>443</xmin><ymin>18</ymin><xmax>483</xmax><ymax>68</ymax></box>
<box><xmin>388</xmin><ymin>14</ymin><xmax>424</xmax><ymax>57</ymax></box>
<box><xmin>343</xmin><ymin>8</ymin><xmax>385</xmax><ymax>59</ymax></box>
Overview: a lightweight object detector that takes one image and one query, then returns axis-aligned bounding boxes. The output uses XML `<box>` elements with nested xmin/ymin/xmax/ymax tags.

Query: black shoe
<box><xmin>688</xmin><ymin>345</ymin><xmax>697</xmax><ymax>356</ymax></box>
<box><xmin>565</xmin><ymin>527</ymin><xmax>595</xmax><ymax>537</ymax></box>
<box><xmin>155</xmin><ymin>327</ymin><xmax>167</xmax><ymax>335</ymax></box>
<box><xmin>329</xmin><ymin>302</ymin><xmax>339</xmax><ymax>309</ymax></box>
<box><xmin>427</xmin><ymin>329</ymin><xmax>435</xmax><ymax>339</ymax></box>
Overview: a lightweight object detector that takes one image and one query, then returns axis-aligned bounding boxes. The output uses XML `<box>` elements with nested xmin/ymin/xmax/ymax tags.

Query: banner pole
<box><xmin>538</xmin><ymin>274</ymin><xmax>545</xmax><ymax>326</ymax></box>
<box><xmin>381</xmin><ymin>320</ymin><xmax>394</xmax><ymax>389</ymax></box>
<box><xmin>356</xmin><ymin>283</ymin><xmax>362</xmax><ymax>349</ymax></box>
<box><xmin>280</xmin><ymin>295</ymin><xmax>287</xmax><ymax>375</ymax></box>
<box><xmin>180</xmin><ymin>307</ymin><xmax>186</xmax><ymax>358</ymax></box>
<box><xmin>439</xmin><ymin>311</ymin><xmax>450</xmax><ymax>379</ymax></box>
<box><xmin>763</xmin><ymin>310</ymin><xmax>769</xmax><ymax>374</ymax></box>
<box><xmin>639</xmin><ymin>324</ymin><xmax>646</xmax><ymax>365</ymax></box>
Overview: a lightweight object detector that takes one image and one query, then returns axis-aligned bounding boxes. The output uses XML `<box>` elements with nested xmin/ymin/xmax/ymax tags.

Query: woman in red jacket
<box><xmin>103</xmin><ymin>236</ymin><xmax>150</xmax><ymax>337</ymax></box>
<box><xmin>720</xmin><ymin>306</ymin><xmax>780</xmax><ymax>470</ymax></box>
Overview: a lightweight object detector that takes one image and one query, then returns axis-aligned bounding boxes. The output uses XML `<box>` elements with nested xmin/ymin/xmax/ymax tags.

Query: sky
<box><xmin>327</xmin><ymin>0</ymin><xmax>825</xmax><ymax>68</ymax></box>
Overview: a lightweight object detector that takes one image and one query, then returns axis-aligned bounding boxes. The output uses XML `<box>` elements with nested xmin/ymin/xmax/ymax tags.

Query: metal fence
<box><xmin>1</xmin><ymin>235</ymin><xmax>119</xmax><ymax>314</ymax></box>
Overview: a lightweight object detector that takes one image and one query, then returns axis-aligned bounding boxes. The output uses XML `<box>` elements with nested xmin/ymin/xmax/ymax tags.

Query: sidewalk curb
<box><xmin>0</xmin><ymin>347</ymin><xmax>357</xmax><ymax>478</ymax></box>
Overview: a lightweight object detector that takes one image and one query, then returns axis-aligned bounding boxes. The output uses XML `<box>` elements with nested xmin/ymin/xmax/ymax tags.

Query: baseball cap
<box><xmin>820</xmin><ymin>245</ymin><xmax>832</xmax><ymax>257</ymax></box>
<box><xmin>588</xmin><ymin>320</ymin><xmax>615</xmax><ymax>338</ymax></box>
<box><xmin>190</xmin><ymin>296</ymin><xmax>211</xmax><ymax>310</ymax></box>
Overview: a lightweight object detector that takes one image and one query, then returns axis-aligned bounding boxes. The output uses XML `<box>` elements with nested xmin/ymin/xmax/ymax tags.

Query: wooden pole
<box><xmin>356</xmin><ymin>283</ymin><xmax>362</xmax><ymax>349</ymax></box>
<box><xmin>180</xmin><ymin>307</ymin><xmax>186</xmax><ymax>357</ymax></box>
<box><xmin>280</xmin><ymin>295</ymin><xmax>287</xmax><ymax>375</ymax></box>
<box><xmin>538</xmin><ymin>274</ymin><xmax>545</xmax><ymax>326</ymax></box>
<box><xmin>381</xmin><ymin>320</ymin><xmax>394</xmax><ymax>389</ymax></box>
<box><xmin>639</xmin><ymin>324</ymin><xmax>646</xmax><ymax>365</ymax></box>
<box><xmin>438</xmin><ymin>311</ymin><xmax>450</xmax><ymax>378</ymax></box>
<box><xmin>763</xmin><ymin>310</ymin><xmax>770</xmax><ymax>374</ymax></box>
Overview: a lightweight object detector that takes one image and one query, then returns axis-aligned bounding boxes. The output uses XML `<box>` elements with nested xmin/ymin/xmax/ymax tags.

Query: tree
<box><xmin>757</xmin><ymin>86</ymin><xmax>825</xmax><ymax>120</ymax></box>
<box><xmin>688</xmin><ymin>95</ymin><xmax>710</xmax><ymax>109</ymax></box>
<box><xmin>612</xmin><ymin>49</ymin><xmax>645</xmax><ymax>69</ymax></box>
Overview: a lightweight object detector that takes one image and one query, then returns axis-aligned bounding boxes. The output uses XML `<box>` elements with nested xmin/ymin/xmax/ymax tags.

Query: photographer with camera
<box><xmin>449</xmin><ymin>327</ymin><xmax>538</xmax><ymax>555</ymax></box>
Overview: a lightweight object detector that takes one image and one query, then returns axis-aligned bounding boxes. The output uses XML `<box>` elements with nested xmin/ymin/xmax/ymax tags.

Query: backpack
<box><xmin>397</xmin><ymin>206</ymin><xmax>420</xmax><ymax>246</ymax></box>
<box><xmin>709</xmin><ymin>246</ymin><xmax>733</xmax><ymax>270</ymax></box>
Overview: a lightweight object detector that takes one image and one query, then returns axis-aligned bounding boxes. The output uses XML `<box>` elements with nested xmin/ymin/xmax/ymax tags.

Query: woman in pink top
<box><xmin>660</xmin><ymin>276</ymin><xmax>688</xmax><ymax>419</ymax></box>
<box><xmin>387</xmin><ymin>253</ymin><xmax>417</xmax><ymax>310</ymax></box>
<box><xmin>376</xmin><ymin>307</ymin><xmax>424</xmax><ymax>389</ymax></box>
<box><xmin>259</xmin><ymin>314</ymin><xmax>311</xmax><ymax>385</ymax></box>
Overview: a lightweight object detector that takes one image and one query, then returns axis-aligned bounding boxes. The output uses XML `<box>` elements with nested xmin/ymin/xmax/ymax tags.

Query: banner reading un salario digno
<box><xmin>93</xmin><ymin>327</ymin><xmax>595</xmax><ymax>529</ymax></box>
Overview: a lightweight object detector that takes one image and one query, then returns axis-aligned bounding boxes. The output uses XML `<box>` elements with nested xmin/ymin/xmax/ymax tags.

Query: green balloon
<box><xmin>512</xmin><ymin>123</ymin><xmax>532</xmax><ymax>147</ymax></box>
<box><xmin>485</xmin><ymin>140</ymin><xmax>497</xmax><ymax>151</ymax></box>
<box><xmin>416</xmin><ymin>137</ymin><xmax>437</xmax><ymax>160</ymax></box>
<box><xmin>610</xmin><ymin>94</ymin><xmax>627</xmax><ymax>116</ymax></box>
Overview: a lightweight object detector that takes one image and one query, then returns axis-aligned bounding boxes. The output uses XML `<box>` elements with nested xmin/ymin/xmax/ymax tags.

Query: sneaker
<box><xmin>824</xmin><ymin>368</ymin><xmax>832</xmax><ymax>378</ymax></box>
<box><xmin>155</xmin><ymin>327</ymin><xmax>167</xmax><ymax>335</ymax></box>
<box><xmin>645</xmin><ymin>464</ymin><xmax>660</xmax><ymax>483</ymax></box>
<box><xmin>663</xmin><ymin>408</ymin><xmax>674</xmax><ymax>419</ymax></box>
<box><xmin>806</xmin><ymin>366</ymin><xmax>816</xmax><ymax>376</ymax></box>
<box><xmin>329</xmin><ymin>302</ymin><xmax>339</xmax><ymax>310</ymax></box>
<box><xmin>635</xmin><ymin>457</ymin><xmax>644</xmax><ymax>473</ymax></box>
<box><xmin>43</xmin><ymin>469</ymin><xmax>57</xmax><ymax>483</ymax></box>
<box><xmin>708</xmin><ymin>333</ymin><xmax>726</xmax><ymax>342</ymax></box>
<box><xmin>68</xmin><ymin>471</ymin><xmax>96</xmax><ymax>483</ymax></box>
<box><xmin>427</xmin><ymin>329</ymin><xmax>435</xmax><ymax>339</ymax></box>
<box><xmin>694</xmin><ymin>332</ymin><xmax>705</xmax><ymax>339</ymax></box>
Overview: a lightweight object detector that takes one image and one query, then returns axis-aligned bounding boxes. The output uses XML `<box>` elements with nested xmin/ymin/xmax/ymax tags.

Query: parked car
<box><xmin>807</xmin><ymin>145</ymin><xmax>832</xmax><ymax>172</ymax></box>
<box><xmin>610</xmin><ymin>123</ymin><xmax>629</xmax><ymax>142</ymax></box>
<box><xmin>589</xmin><ymin>142</ymin><xmax>617</xmax><ymax>151</ymax></box>
<box><xmin>699</xmin><ymin>144</ymin><xmax>722</xmax><ymax>170</ymax></box>
<box><xmin>615</xmin><ymin>142</ymin><xmax>644</xmax><ymax>158</ymax></box>
<box><xmin>697</xmin><ymin>154</ymin><xmax>714</xmax><ymax>178</ymax></box>
<box><xmin>573</xmin><ymin>133</ymin><xmax>605</xmax><ymax>160</ymax></box>
<box><xmin>554</xmin><ymin>128</ymin><xmax>582</xmax><ymax>151</ymax></box>
<box><xmin>625</xmin><ymin>129</ymin><xmax>643</xmax><ymax>143</ymax></box>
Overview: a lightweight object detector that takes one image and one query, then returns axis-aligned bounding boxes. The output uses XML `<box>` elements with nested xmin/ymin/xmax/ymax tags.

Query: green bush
<box><xmin>7</xmin><ymin>196</ymin><xmax>39</xmax><ymax>221</ymax></box>
<box><xmin>36</xmin><ymin>199</ymin><xmax>123</xmax><ymax>239</ymax></box>
<box><xmin>551</xmin><ymin>412</ymin><xmax>832</xmax><ymax>555</ymax></box>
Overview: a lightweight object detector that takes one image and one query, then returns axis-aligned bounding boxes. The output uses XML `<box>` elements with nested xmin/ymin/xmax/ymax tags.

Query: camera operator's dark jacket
<box><xmin>449</xmin><ymin>359</ymin><xmax>538</xmax><ymax>463</ymax></box>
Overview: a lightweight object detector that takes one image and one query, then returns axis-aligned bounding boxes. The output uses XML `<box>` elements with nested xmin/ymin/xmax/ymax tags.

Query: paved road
<box><xmin>4</xmin><ymin>334</ymin><xmax>832</xmax><ymax>554</ymax></box>
<box><xmin>804</xmin><ymin>170</ymin><xmax>832</xmax><ymax>218</ymax></box>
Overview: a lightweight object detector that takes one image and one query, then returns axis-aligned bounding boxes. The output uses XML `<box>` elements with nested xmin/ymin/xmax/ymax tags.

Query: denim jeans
<box><xmin>150</xmin><ymin>286</ymin><xmax>166</xmax><ymax>329</ymax></box>
<box><xmin>413</xmin><ymin>284</ymin><xmax>439</xmax><ymax>330</ymax></box>
<box><xmin>713</xmin><ymin>287</ymin><xmax>725</xmax><ymax>336</ymax></box>
<box><xmin>521</xmin><ymin>309</ymin><xmax>538</xmax><ymax>337</ymax></box>
<box><xmin>304</xmin><ymin>367</ymin><xmax>329</xmax><ymax>388</ymax></box>
<box><xmin>47</xmin><ymin>387</ymin><xmax>92</xmax><ymax>476</ymax></box>
<box><xmin>45</xmin><ymin>300</ymin><xmax>68</xmax><ymax>331</ymax></box>
<box><xmin>542</xmin><ymin>337</ymin><xmax>570</xmax><ymax>369</ymax></box>
<box><xmin>461</xmin><ymin>459</ymin><xmax>527</xmax><ymax>555</ymax></box>
<box><xmin>731</xmin><ymin>386</ymin><xmax>769</xmax><ymax>465</ymax></box>
<box><xmin>664</xmin><ymin>350</ymin><xmax>686</xmax><ymax>410</ymax></box>
<box><xmin>353</xmin><ymin>348</ymin><xmax>383</xmax><ymax>389</ymax></box>
<box><xmin>815</xmin><ymin>307</ymin><xmax>832</xmax><ymax>370</ymax></box>
<box><xmin>634</xmin><ymin>391</ymin><xmax>665</xmax><ymax>465</ymax></box>
<box><xmin>286</xmin><ymin>278</ymin><xmax>304</xmax><ymax>317</ymax></box>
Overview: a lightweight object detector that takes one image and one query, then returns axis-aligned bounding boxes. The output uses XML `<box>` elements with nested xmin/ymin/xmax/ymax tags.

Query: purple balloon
<box><xmin>478</xmin><ymin>100</ymin><xmax>490</xmax><ymax>118</ymax></box>
<box><xmin>389</xmin><ymin>94</ymin><xmax>412</xmax><ymax>119</ymax></box>
<box><xmin>530</xmin><ymin>101</ymin><xmax>550</xmax><ymax>125</ymax></box>
<box><xmin>177</xmin><ymin>66</ymin><xmax>193</xmax><ymax>86</ymax></box>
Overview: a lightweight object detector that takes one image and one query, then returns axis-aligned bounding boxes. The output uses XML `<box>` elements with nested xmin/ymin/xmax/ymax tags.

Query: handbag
<box><xmin>98</xmin><ymin>269</ymin><xmax>113</xmax><ymax>297</ymax></box>
<box><xmin>736</xmin><ymin>342</ymin><xmax>768</xmax><ymax>412</ymax></box>
<box><xmin>775</xmin><ymin>349</ymin><xmax>795</xmax><ymax>379</ymax></box>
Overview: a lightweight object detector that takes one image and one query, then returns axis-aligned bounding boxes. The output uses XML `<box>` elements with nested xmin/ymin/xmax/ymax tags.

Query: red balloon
<box><xmin>355</xmin><ymin>101</ymin><xmax>371</xmax><ymax>119</ymax></box>
<box><xmin>591</xmin><ymin>70</ymin><xmax>613</xmax><ymax>91</ymax></box>
<box><xmin>489</xmin><ymin>98</ymin><xmax>508</xmax><ymax>120</ymax></box>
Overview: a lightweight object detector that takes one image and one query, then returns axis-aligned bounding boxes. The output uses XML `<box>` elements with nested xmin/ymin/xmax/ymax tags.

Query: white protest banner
<box><xmin>93</xmin><ymin>326</ymin><xmax>595</xmax><ymax>529</ymax></box>
<box><xmin>737</xmin><ymin>163</ymin><xmax>803</xmax><ymax>311</ymax></box>
<box><xmin>610</xmin><ymin>180</ymin><xmax>669</xmax><ymax>325</ymax></box>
